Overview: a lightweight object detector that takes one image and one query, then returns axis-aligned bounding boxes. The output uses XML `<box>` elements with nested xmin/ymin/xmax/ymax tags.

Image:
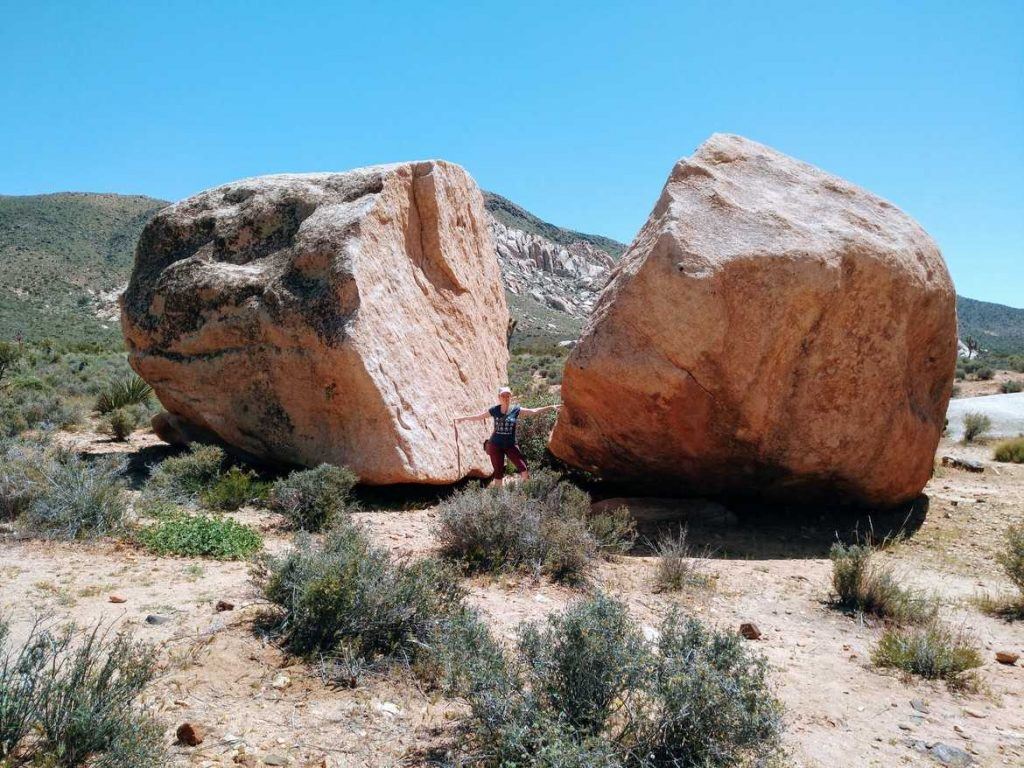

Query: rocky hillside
<box><xmin>0</xmin><ymin>190</ymin><xmax>1020</xmax><ymax>355</ymax></box>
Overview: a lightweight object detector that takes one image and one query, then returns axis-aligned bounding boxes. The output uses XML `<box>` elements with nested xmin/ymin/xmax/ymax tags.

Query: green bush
<box><xmin>439</xmin><ymin>594</ymin><xmax>784</xmax><ymax>768</ymax></box>
<box><xmin>268</xmin><ymin>464</ymin><xmax>358</xmax><ymax>531</ymax></box>
<box><xmin>94</xmin><ymin>374</ymin><xmax>152</xmax><ymax>414</ymax></box>
<box><xmin>997</xmin><ymin>522</ymin><xmax>1024</xmax><ymax>595</ymax></box>
<box><xmin>436</xmin><ymin>471</ymin><xmax>629</xmax><ymax>583</ymax></box>
<box><xmin>872</xmin><ymin>622</ymin><xmax>982</xmax><ymax>690</ymax></box>
<box><xmin>829</xmin><ymin>543</ymin><xmax>934</xmax><ymax>624</ymax></box>
<box><xmin>148</xmin><ymin>444</ymin><xmax>225</xmax><ymax>499</ymax></box>
<box><xmin>954</xmin><ymin>367</ymin><xmax>966</xmax><ymax>381</ymax></box>
<box><xmin>976</xmin><ymin>367</ymin><xmax>995</xmax><ymax>381</ymax></box>
<box><xmin>21</xmin><ymin>454</ymin><xmax>129</xmax><ymax>540</ymax></box>
<box><xmin>256</xmin><ymin>519</ymin><xmax>463</xmax><ymax>661</ymax></box>
<box><xmin>137</xmin><ymin>512</ymin><xmax>263</xmax><ymax>559</ymax></box>
<box><xmin>994</xmin><ymin>437</ymin><xmax>1024</xmax><ymax>463</ymax></box>
<box><xmin>0</xmin><ymin>620</ymin><xmax>167</xmax><ymax>766</ymax></box>
<box><xmin>962</xmin><ymin>412</ymin><xmax>992</xmax><ymax>443</ymax></box>
<box><xmin>200</xmin><ymin>465</ymin><xmax>268</xmax><ymax>511</ymax></box>
<box><xmin>1000</xmin><ymin>380</ymin><xmax>1023</xmax><ymax>394</ymax></box>
<box><xmin>655</xmin><ymin>528</ymin><xmax>713</xmax><ymax>591</ymax></box>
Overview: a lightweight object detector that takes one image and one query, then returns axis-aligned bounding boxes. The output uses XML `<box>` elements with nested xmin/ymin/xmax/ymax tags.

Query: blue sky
<box><xmin>2</xmin><ymin>1</ymin><xmax>1021</xmax><ymax>306</ymax></box>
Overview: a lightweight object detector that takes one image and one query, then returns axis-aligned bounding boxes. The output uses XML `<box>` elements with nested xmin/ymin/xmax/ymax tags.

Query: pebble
<box><xmin>270</xmin><ymin>673</ymin><xmax>291</xmax><ymax>690</ymax></box>
<box><xmin>739</xmin><ymin>622</ymin><xmax>762</xmax><ymax>640</ymax></box>
<box><xmin>216</xmin><ymin>599</ymin><xmax>235</xmax><ymax>612</ymax></box>
<box><xmin>263</xmin><ymin>755</ymin><xmax>288</xmax><ymax>766</ymax></box>
<box><xmin>145</xmin><ymin>614</ymin><xmax>170</xmax><ymax>625</ymax></box>
<box><xmin>911</xmin><ymin>698</ymin><xmax>930</xmax><ymax>714</ymax></box>
<box><xmin>374</xmin><ymin>701</ymin><xmax>402</xmax><ymax>716</ymax></box>
<box><xmin>108</xmin><ymin>594</ymin><xmax>127</xmax><ymax>603</ymax></box>
<box><xmin>176</xmin><ymin>722</ymin><xmax>205</xmax><ymax>746</ymax></box>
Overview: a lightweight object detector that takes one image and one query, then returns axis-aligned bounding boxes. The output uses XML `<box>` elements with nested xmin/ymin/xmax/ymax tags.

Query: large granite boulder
<box><xmin>122</xmin><ymin>161</ymin><xmax>508</xmax><ymax>484</ymax></box>
<box><xmin>550</xmin><ymin>134</ymin><xmax>957</xmax><ymax>507</ymax></box>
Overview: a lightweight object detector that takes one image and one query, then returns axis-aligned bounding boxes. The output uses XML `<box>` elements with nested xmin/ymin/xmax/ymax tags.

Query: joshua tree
<box><xmin>963</xmin><ymin>336</ymin><xmax>980</xmax><ymax>359</ymax></box>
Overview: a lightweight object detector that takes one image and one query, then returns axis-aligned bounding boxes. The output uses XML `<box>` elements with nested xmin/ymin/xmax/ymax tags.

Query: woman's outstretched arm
<box><xmin>519</xmin><ymin>404</ymin><xmax>562</xmax><ymax>417</ymax></box>
<box><xmin>454</xmin><ymin>409</ymin><xmax>491</xmax><ymax>423</ymax></box>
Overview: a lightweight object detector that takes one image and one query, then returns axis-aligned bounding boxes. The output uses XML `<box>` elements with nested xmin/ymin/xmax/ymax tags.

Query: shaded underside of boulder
<box><xmin>549</xmin><ymin>134</ymin><xmax>957</xmax><ymax>508</ymax></box>
<box><xmin>122</xmin><ymin>160</ymin><xmax>507</xmax><ymax>484</ymax></box>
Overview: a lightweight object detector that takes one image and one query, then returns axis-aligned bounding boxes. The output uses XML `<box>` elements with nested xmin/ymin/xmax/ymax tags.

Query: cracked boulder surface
<box><xmin>550</xmin><ymin>134</ymin><xmax>957</xmax><ymax>508</ymax></box>
<box><xmin>121</xmin><ymin>160</ymin><xmax>508</xmax><ymax>484</ymax></box>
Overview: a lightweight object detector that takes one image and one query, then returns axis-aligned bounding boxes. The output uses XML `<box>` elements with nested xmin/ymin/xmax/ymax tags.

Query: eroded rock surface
<box><xmin>550</xmin><ymin>134</ymin><xmax>957</xmax><ymax>507</ymax></box>
<box><xmin>122</xmin><ymin>161</ymin><xmax>507</xmax><ymax>484</ymax></box>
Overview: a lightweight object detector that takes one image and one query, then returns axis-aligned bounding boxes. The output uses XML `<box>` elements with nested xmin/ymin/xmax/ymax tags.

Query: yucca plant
<box><xmin>94</xmin><ymin>375</ymin><xmax>152</xmax><ymax>415</ymax></box>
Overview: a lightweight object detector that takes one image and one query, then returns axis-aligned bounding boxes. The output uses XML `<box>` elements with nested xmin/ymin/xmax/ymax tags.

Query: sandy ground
<box><xmin>1</xmin><ymin>429</ymin><xmax>1023</xmax><ymax>767</ymax></box>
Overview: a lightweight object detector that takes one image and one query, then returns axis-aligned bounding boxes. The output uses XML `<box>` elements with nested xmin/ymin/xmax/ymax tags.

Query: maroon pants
<box><xmin>485</xmin><ymin>440</ymin><xmax>527</xmax><ymax>480</ymax></box>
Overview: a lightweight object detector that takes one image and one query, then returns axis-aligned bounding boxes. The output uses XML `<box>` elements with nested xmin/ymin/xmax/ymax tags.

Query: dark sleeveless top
<box><xmin>488</xmin><ymin>404</ymin><xmax>521</xmax><ymax>448</ymax></box>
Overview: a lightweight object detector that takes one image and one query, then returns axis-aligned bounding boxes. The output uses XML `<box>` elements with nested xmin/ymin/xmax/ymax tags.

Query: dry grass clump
<box><xmin>976</xmin><ymin>521</ymin><xmax>1024</xmax><ymax>620</ymax></box>
<box><xmin>993</xmin><ymin>436</ymin><xmax>1024</xmax><ymax>463</ymax></box>
<box><xmin>872</xmin><ymin>623</ymin><xmax>983</xmax><ymax>691</ymax></box>
<box><xmin>653</xmin><ymin>527</ymin><xmax>714</xmax><ymax>592</ymax></box>
<box><xmin>829</xmin><ymin>543</ymin><xmax>935</xmax><ymax>624</ymax></box>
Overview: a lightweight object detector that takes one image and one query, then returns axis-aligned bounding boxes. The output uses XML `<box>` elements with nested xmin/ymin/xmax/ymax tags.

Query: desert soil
<box><xmin>1</xmin><ymin>427</ymin><xmax>1023</xmax><ymax>767</ymax></box>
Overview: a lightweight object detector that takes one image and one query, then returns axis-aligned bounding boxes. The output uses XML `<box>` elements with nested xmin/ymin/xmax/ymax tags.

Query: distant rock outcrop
<box><xmin>550</xmin><ymin>134</ymin><xmax>957</xmax><ymax>507</ymax></box>
<box><xmin>122</xmin><ymin>160</ymin><xmax>508</xmax><ymax>484</ymax></box>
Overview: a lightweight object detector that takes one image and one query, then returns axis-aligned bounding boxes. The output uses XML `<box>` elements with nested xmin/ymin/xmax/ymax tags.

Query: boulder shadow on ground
<box><xmin>592</xmin><ymin>494</ymin><xmax>929</xmax><ymax>560</ymax></box>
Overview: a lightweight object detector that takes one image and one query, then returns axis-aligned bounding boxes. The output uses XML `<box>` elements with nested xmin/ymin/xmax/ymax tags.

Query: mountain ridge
<box><xmin>0</xmin><ymin>190</ymin><xmax>1019</xmax><ymax>355</ymax></box>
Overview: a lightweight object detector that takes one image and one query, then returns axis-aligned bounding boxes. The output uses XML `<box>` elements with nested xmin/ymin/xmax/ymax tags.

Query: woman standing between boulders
<box><xmin>455</xmin><ymin>387</ymin><xmax>561</xmax><ymax>486</ymax></box>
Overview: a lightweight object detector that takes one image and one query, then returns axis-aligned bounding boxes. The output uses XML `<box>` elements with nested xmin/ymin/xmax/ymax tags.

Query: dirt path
<box><xmin>1</xmin><ymin>434</ymin><xmax>1022</xmax><ymax>767</ymax></box>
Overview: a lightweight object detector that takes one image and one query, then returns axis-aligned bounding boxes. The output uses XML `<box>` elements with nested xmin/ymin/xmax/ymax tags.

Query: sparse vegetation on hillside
<box><xmin>957</xmin><ymin>296</ymin><xmax>1024</xmax><ymax>357</ymax></box>
<box><xmin>0</xmin><ymin>193</ymin><xmax>167</xmax><ymax>345</ymax></box>
<box><xmin>438</xmin><ymin>593</ymin><xmax>784</xmax><ymax>768</ymax></box>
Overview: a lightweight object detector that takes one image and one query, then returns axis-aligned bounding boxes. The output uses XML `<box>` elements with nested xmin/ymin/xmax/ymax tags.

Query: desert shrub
<box><xmin>94</xmin><ymin>375</ymin><xmax>152</xmax><ymax>414</ymax></box>
<box><xmin>962</xmin><ymin>412</ymin><xmax>992</xmax><ymax>443</ymax></box>
<box><xmin>200</xmin><ymin>466</ymin><xmax>268</xmax><ymax>511</ymax></box>
<box><xmin>268</xmin><ymin>463</ymin><xmax>358</xmax><ymax>531</ymax></box>
<box><xmin>516</xmin><ymin>405</ymin><xmax>558</xmax><ymax>466</ymax></box>
<box><xmin>0</xmin><ymin>437</ymin><xmax>49</xmax><ymax>520</ymax></box>
<box><xmin>997</xmin><ymin>522</ymin><xmax>1024</xmax><ymax>595</ymax></box>
<box><xmin>829</xmin><ymin>543</ymin><xmax>934</xmax><ymax>624</ymax></box>
<box><xmin>976</xmin><ymin>367</ymin><xmax>995</xmax><ymax>381</ymax></box>
<box><xmin>103</xmin><ymin>408</ymin><xmax>138</xmax><ymax>442</ymax></box>
<box><xmin>954</xmin><ymin>367</ymin><xmax>966</xmax><ymax>381</ymax></box>
<box><xmin>137</xmin><ymin>512</ymin><xmax>263</xmax><ymax>559</ymax></box>
<box><xmin>21</xmin><ymin>454</ymin><xmax>128</xmax><ymax>540</ymax></box>
<box><xmin>872</xmin><ymin>622</ymin><xmax>982</xmax><ymax>689</ymax></box>
<box><xmin>436</xmin><ymin>471</ymin><xmax>628</xmax><ymax>583</ymax></box>
<box><xmin>0</xmin><ymin>619</ymin><xmax>47</xmax><ymax>759</ymax></box>
<box><xmin>1000</xmin><ymin>380</ymin><xmax>1023</xmax><ymax>394</ymax></box>
<box><xmin>0</xmin><ymin>389</ymin><xmax>83</xmax><ymax>437</ymax></box>
<box><xmin>257</xmin><ymin>519</ymin><xmax>463</xmax><ymax>661</ymax></box>
<box><xmin>654</xmin><ymin>528</ymin><xmax>713</xmax><ymax>591</ymax></box>
<box><xmin>148</xmin><ymin>444</ymin><xmax>224</xmax><ymax>499</ymax></box>
<box><xmin>439</xmin><ymin>594</ymin><xmax>783</xmax><ymax>768</ymax></box>
<box><xmin>0</xmin><ymin>620</ymin><xmax>166</xmax><ymax>766</ymax></box>
<box><xmin>587</xmin><ymin>504</ymin><xmax>636</xmax><ymax>555</ymax></box>
<box><xmin>994</xmin><ymin>437</ymin><xmax>1024</xmax><ymax>463</ymax></box>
